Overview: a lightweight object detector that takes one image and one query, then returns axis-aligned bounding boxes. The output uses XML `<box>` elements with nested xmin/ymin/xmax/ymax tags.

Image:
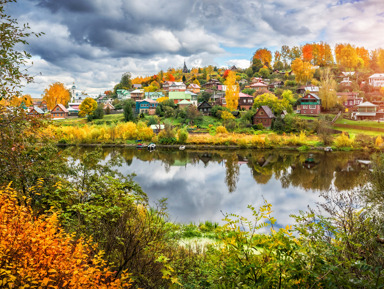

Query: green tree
<box><xmin>0</xmin><ymin>0</ymin><xmax>43</xmax><ymax>99</ymax></box>
<box><xmin>258</xmin><ymin>67</ymin><xmax>270</xmax><ymax>78</ymax></box>
<box><xmin>79</xmin><ymin>97</ymin><xmax>98</xmax><ymax>118</ymax></box>
<box><xmin>123</xmin><ymin>101</ymin><xmax>135</xmax><ymax>122</ymax></box>
<box><xmin>253</xmin><ymin>93</ymin><xmax>292</xmax><ymax>114</ymax></box>
<box><xmin>92</xmin><ymin>104</ymin><xmax>105</xmax><ymax>120</ymax></box>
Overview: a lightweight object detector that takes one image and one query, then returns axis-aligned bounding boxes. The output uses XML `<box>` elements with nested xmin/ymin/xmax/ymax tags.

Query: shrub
<box><xmin>334</xmin><ymin>132</ymin><xmax>354</xmax><ymax>148</ymax></box>
<box><xmin>216</xmin><ymin>126</ymin><xmax>228</xmax><ymax>134</ymax></box>
<box><xmin>177</xmin><ymin>128</ymin><xmax>188</xmax><ymax>143</ymax></box>
<box><xmin>375</xmin><ymin>135</ymin><xmax>384</xmax><ymax>147</ymax></box>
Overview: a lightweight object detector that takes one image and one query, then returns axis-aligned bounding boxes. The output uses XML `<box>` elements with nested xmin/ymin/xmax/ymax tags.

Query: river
<box><xmin>64</xmin><ymin>147</ymin><xmax>372</xmax><ymax>229</ymax></box>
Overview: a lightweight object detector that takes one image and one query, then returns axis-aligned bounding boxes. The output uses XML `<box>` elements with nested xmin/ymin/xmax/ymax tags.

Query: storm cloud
<box><xmin>6</xmin><ymin>0</ymin><xmax>384</xmax><ymax>97</ymax></box>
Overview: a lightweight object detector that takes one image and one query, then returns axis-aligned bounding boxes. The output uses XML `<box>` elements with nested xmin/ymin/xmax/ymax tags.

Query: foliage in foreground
<box><xmin>0</xmin><ymin>185</ymin><xmax>131</xmax><ymax>288</ymax></box>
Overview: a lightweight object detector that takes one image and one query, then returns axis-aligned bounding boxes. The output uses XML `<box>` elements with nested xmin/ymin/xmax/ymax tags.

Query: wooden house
<box><xmin>198</xmin><ymin>101</ymin><xmax>212</xmax><ymax>115</ymax></box>
<box><xmin>131</xmin><ymin>89</ymin><xmax>145</xmax><ymax>101</ymax></box>
<box><xmin>28</xmin><ymin>106</ymin><xmax>45</xmax><ymax>117</ymax></box>
<box><xmin>187</xmin><ymin>83</ymin><xmax>201</xmax><ymax>94</ymax></box>
<box><xmin>135</xmin><ymin>99</ymin><xmax>158</xmax><ymax>115</ymax></box>
<box><xmin>337</xmin><ymin>92</ymin><xmax>363</xmax><ymax>110</ymax></box>
<box><xmin>103</xmin><ymin>102</ymin><xmax>115</xmax><ymax>111</ymax></box>
<box><xmin>238</xmin><ymin>92</ymin><xmax>254</xmax><ymax>110</ymax></box>
<box><xmin>202</xmin><ymin>79</ymin><xmax>221</xmax><ymax>90</ymax></box>
<box><xmin>297</xmin><ymin>93</ymin><xmax>321</xmax><ymax>115</ymax></box>
<box><xmin>252</xmin><ymin>106</ymin><xmax>275</xmax><ymax>128</ymax></box>
<box><xmin>369</xmin><ymin>73</ymin><xmax>384</xmax><ymax>87</ymax></box>
<box><xmin>352</xmin><ymin>102</ymin><xmax>378</xmax><ymax>120</ymax></box>
<box><xmin>51</xmin><ymin>104</ymin><xmax>68</xmax><ymax>119</ymax></box>
<box><xmin>168</xmin><ymin>82</ymin><xmax>186</xmax><ymax>92</ymax></box>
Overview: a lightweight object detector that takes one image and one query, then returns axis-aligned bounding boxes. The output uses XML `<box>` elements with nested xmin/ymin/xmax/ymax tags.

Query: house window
<box><xmin>309</xmin><ymin>105</ymin><xmax>316</xmax><ymax>109</ymax></box>
<box><xmin>260</xmin><ymin>111</ymin><xmax>264</xmax><ymax>115</ymax></box>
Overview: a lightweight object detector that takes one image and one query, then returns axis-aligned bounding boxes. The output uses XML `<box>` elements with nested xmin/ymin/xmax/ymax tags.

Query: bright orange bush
<box><xmin>0</xmin><ymin>185</ymin><xmax>131</xmax><ymax>288</ymax></box>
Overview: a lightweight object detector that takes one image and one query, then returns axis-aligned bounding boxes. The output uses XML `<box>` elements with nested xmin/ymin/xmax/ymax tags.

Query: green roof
<box><xmin>178</xmin><ymin>99</ymin><xmax>192</xmax><ymax>105</ymax></box>
<box><xmin>169</xmin><ymin>91</ymin><xmax>191</xmax><ymax>100</ymax></box>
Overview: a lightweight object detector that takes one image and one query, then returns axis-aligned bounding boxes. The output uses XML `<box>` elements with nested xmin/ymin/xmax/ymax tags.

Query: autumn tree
<box><xmin>378</xmin><ymin>49</ymin><xmax>384</xmax><ymax>71</ymax></box>
<box><xmin>224</xmin><ymin>71</ymin><xmax>239</xmax><ymax>111</ymax></box>
<box><xmin>302</xmin><ymin>44</ymin><xmax>313</xmax><ymax>63</ymax></box>
<box><xmin>335</xmin><ymin>43</ymin><xmax>359</xmax><ymax>69</ymax></box>
<box><xmin>291</xmin><ymin>58</ymin><xmax>315</xmax><ymax>84</ymax></box>
<box><xmin>253</xmin><ymin>93</ymin><xmax>292</xmax><ymax>114</ymax></box>
<box><xmin>280</xmin><ymin>45</ymin><xmax>291</xmax><ymax>68</ymax></box>
<box><xmin>79</xmin><ymin>97</ymin><xmax>98</xmax><ymax>118</ymax></box>
<box><xmin>356</xmin><ymin>46</ymin><xmax>370</xmax><ymax>68</ymax></box>
<box><xmin>253</xmin><ymin>48</ymin><xmax>272</xmax><ymax>67</ymax></box>
<box><xmin>311</xmin><ymin>42</ymin><xmax>333</xmax><ymax>66</ymax></box>
<box><xmin>289</xmin><ymin>46</ymin><xmax>302</xmax><ymax>62</ymax></box>
<box><xmin>42</xmin><ymin>82</ymin><xmax>70</xmax><ymax>110</ymax></box>
<box><xmin>319</xmin><ymin>67</ymin><xmax>338</xmax><ymax>110</ymax></box>
<box><xmin>0</xmin><ymin>186</ymin><xmax>131</xmax><ymax>288</ymax></box>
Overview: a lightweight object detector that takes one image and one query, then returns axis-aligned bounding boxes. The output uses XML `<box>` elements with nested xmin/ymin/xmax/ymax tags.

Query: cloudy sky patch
<box><xmin>6</xmin><ymin>0</ymin><xmax>384</xmax><ymax>97</ymax></box>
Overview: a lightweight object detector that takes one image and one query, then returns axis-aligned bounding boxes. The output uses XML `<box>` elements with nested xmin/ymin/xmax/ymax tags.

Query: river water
<box><xmin>64</xmin><ymin>147</ymin><xmax>372</xmax><ymax>229</ymax></box>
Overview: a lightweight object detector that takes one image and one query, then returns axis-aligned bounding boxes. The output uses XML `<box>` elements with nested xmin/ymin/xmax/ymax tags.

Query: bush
<box><xmin>252</xmin><ymin>123</ymin><xmax>264</xmax><ymax>130</ymax></box>
<box><xmin>216</xmin><ymin>126</ymin><xmax>228</xmax><ymax>134</ymax></box>
<box><xmin>93</xmin><ymin>105</ymin><xmax>105</xmax><ymax>120</ymax></box>
<box><xmin>334</xmin><ymin>132</ymin><xmax>354</xmax><ymax>148</ymax></box>
<box><xmin>177</xmin><ymin>128</ymin><xmax>188</xmax><ymax>143</ymax></box>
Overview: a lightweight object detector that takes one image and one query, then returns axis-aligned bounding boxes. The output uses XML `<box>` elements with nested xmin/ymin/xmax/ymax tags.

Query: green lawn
<box><xmin>335</xmin><ymin>118</ymin><xmax>384</xmax><ymax>129</ymax></box>
<box><xmin>56</xmin><ymin>113</ymin><xmax>125</xmax><ymax>126</ymax></box>
<box><xmin>332</xmin><ymin>127</ymin><xmax>383</xmax><ymax>137</ymax></box>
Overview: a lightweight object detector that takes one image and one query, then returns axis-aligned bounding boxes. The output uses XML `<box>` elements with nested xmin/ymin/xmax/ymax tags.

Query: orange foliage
<box><xmin>223</xmin><ymin>69</ymin><xmax>230</xmax><ymax>79</ymax></box>
<box><xmin>43</xmin><ymin>82</ymin><xmax>71</xmax><ymax>110</ymax></box>
<box><xmin>0</xmin><ymin>185</ymin><xmax>131</xmax><ymax>288</ymax></box>
<box><xmin>165</xmin><ymin>73</ymin><xmax>175</xmax><ymax>82</ymax></box>
<box><xmin>253</xmin><ymin>48</ymin><xmax>272</xmax><ymax>66</ymax></box>
<box><xmin>311</xmin><ymin>42</ymin><xmax>333</xmax><ymax>66</ymax></box>
<box><xmin>302</xmin><ymin>44</ymin><xmax>313</xmax><ymax>62</ymax></box>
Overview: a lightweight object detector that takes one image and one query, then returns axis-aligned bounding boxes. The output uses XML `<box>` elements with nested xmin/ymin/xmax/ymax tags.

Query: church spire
<box><xmin>183</xmin><ymin>61</ymin><xmax>189</xmax><ymax>73</ymax></box>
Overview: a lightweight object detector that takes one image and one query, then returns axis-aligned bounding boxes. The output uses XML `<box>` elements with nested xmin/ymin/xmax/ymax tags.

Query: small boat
<box><xmin>148</xmin><ymin>143</ymin><xmax>156</xmax><ymax>150</ymax></box>
<box><xmin>324</xmin><ymin>147</ymin><xmax>333</xmax><ymax>152</ymax></box>
<box><xmin>137</xmin><ymin>143</ymin><xmax>143</xmax><ymax>149</ymax></box>
<box><xmin>179</xmin><ymin>145</ymin><xmax>185</xmax><ymax>151</ymax></box>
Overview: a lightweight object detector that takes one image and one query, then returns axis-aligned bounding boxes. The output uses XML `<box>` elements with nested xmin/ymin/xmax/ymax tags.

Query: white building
<box><xmin>369</xmin><ymin>73</ymin><xmax>384</xmax><ymax>87</ymax></box>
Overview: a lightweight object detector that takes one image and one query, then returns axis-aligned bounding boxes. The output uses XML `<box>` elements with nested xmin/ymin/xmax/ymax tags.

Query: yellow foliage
<box><xmin>375</xmin><ymin>135</ymin><xmax>383</xmax><ymax>147</ymax></box>
<box><xmin>79</xmin><ymin>97</ymin><xmax>98</xmax><ymax>117</ymax></box>
<box><xmin>216</xmin><ymin>126</ymin><xmax>228</xmax><ymax>134</ymax></box>
<box><xmin>224</xmin><ymin>71</ymin><xmax>239</xmax><ymax>111</ymax></box>
<box><xmin>0</xmin><ymin>185</ymin><xmax>131</xmax><ymax>288</ymax></box>
<box><xmin>43</xmin><ymin>82</ymin><xmax>71</xmax><ymax>110</ymax></box>
<box><xmin>334</xmin><ymin>132</ymin><xmax>354</xmax><ymax>148</ymax></box>
<box><xmin>221</xmin><ymin>111</ymin><xmax>235</xmax><ymax>120</ymax></box>
<box><xmin>157</xmin><ymin>97</ymin><xmax>169</xmax><ymax>103</ymax></box>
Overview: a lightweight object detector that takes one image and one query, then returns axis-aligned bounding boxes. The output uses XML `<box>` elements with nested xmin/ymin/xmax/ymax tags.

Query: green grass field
<box><xmin>335</xmin><ymin>118</ymin><xmax>384</xmax><ymax>129</ymax></box>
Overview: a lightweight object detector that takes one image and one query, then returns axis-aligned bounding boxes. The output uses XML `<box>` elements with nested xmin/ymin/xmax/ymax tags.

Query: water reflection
<box><xmin>63</xmin><ymin>147</ymin><xmax>371</xmax><ymax>227</ymax></box>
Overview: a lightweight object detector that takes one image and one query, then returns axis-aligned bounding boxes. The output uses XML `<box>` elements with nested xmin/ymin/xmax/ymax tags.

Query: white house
<box><xmin>369</xmin><ymin>73</ymin><xmax>384</xmax><ymax>87</ymax></box>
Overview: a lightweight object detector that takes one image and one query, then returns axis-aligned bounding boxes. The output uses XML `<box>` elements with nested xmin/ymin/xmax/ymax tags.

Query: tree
<box><xmin>0</xmin><ymin>0</ymin><xmax>43</xmax><ymax>99</ymax></box>
<box><xmin>224</xmin><ymin>71</ymin><xmax>239</xmax><ymax>111</ymax></box>
<box><xmin>259</xmin><ymin>67</ymin><xmax>270</xmax><ymax>78</ymax></box>
<box><xmin>378</xmin><ymin>49</ymin><xmax>384</xmax><ymax>71</ymax></box>
<box><xmin>123</xmin><ymin>101</ymin><xmax>135</xmax><ymax>122</ymax></box>
<box><xmin>280</xmin><ymin>45</ymin><xmax>291</xmax><ymax>68</ymax></box>
<box><xmin>339</xmin><ymin>44</ymin><xmax>359</xmax><ymax>70</ymax></box>
<box><xmin>289</xmin><ymin>46</ymin><xmax>302</xmax><ymax>62</ymax></box>
<box><xmin>42</xmin><ymin>82</ymin><xmax>71</xmax><ymax>110</ymax></box>
<box><xmin>253</xmin><ymin>93</ymin><xmax>292</xmax><ymax>114</ymax></box>
<box><xmin>318</xmin><ymin>68</ymin><xmax>338</xmax><ymax>110</ymax></box>
<box><xmin>291</xmin><ymin>58</ymin><xmax>315</xmax><ymax>84</ymax></box>
<box><xmin>79</xmin><ymin>97</ymin><xmax>97</xmax><ymax>118</ymax></box>
<box><xmin>253</xmin><ymin>48</ymin><xmax>272</xmax><ymax>67</ymax></box>
<box><xmin>93</xmin><ymin>104</ymin><xmax>105</xmax><ymax>119</ymax></box>
<box><xmin>120</xmin><ymin>72</ymin><xmax>133</xmax><ymax>89</ymax></box>
<box><xmin>302</xmin><ymin>44</ymin><xmax>313</xmax><ymax>63</ymax></box>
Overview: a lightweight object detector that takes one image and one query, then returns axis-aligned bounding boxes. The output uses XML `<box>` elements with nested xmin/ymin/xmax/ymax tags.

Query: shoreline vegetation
<box><xmin>49</xmin><ymin>115</ymin><xmax>384</xmax><ymax>152</ymax></box>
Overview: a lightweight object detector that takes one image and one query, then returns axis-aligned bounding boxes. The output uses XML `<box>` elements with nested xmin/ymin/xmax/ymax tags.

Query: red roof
<box><xmin>52</xmin><ymin>103</ymin><xmax>68</xmax><ymax>113</ymax></box>
<box><xmin>239</xmin><ymin>92</ymin><xmax>253</xmax><ymax>98</ymax></box>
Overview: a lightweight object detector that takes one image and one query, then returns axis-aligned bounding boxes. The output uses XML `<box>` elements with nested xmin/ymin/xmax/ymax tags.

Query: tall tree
<box><xmin>302</xmin><ymin>44</ymin><xmax>314</xmax><ymax>63</ymax></box>
<box><xmin>225</xmin><ymin>71</ymin><xmax>239</xmax><ymax>111</ymax></box>
<box><xmin>289</xmin><ymin>46</ymin><xmax>302</xmax><ymax>62</ymax></box>
<box><xmin>291</xmin><ymin>58</ymin><xmax>315</xmax><ymax>84</ymax></box>
<box><xmin>318</xmin><ymin>68</ymin><xmax>338</xmax><ymax>110</ymax></box>
<box><xmin>0</xmin><ymin>0</ymin><xmax>43</xmax><ymax>99</ymax></box>
<box><xmin>281</xmin><ymin>45</ymin><xmax>291</xmax><ymax>68</ymax></box>
<box><xmin>120</xmin><ymin>72</ymin><xmax>133</xmax><ymax>89</ymax></box>
<box><xmin>42</xmin><ymin>82</ymin><xmax>70</xmax><ymax>110</ymax></box>
<box><xmin>377</xmin><ymin>49</ymin><xmax>384</xmax><ymax>71</ymax></box>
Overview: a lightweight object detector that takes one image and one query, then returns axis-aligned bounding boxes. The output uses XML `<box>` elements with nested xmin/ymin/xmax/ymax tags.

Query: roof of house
<box><xmin>369</xmin><ymin>73</ymin><xmax>384</xmax><ymax>78</ymax></box>
<box><xmin>31</xmin><ymin>106</ymin><xmax>44</xmax><ymax>114</ymax></box>
<box><xmin>357</xmin><ymin>101</ymin><xmax>377</xmax><ymax>107</ymax></box>
<box><xmin>145</xmin><ymin>92</ymin><xmax>164</xmax><ymax>96</ymax></box>
<box><xmin>185</xmin><ymin>90</ymin><xmax>197</xmax><ymax>96</ymax></box>
<box><xmin>137</xmin><ymin>98</ymin><xmax>158</xmax><ymax>104</ymax></box>
<box><xmin>250</xmin><ymin>82</ymin><xmax>268</xmax><ymax>87</ymax></box>
<box><xmin>198</xmin><ymin>101</ymin><xmax>212</xmax><ymax>108</ymax></box>
<box><xmin>169</xmin><ymin>91</ymin><xmax>191</xmax><ymax>100</ymax></box>
<box><xmin>260</xmin><ymin>105</ymin><xmax>275</xmax><ymax>118</ymax></box>
<box><xmin>53</xmin><ymin>104</ymin><xmax>68</xmax><ymax>113</ymax></box>
<box><xmin>178</xmin><ymin>99</ymin><xmax>192</xmax><ymax>105</ymax></box>
<box><xmin>188</xmin><ymin>83</ymin><xmax>200</xmax><ymax>89</ymax></box>
<box><xmin>239</xmin><ymin>92</ymin><xmax>253</xmax><ymax>98</ymax></box>
<box><xmin>133</xmin><ymin>84</ymin><xmax>142</xmax><ymax>88</ymax></box>
<box><xmin>303</xmin><ymin>93</ymin><xmax>320</xmax><ymax>100</ymax></box>
<box><xmin>170</xmin><ymin>82</ymin><xmax>186</xmax><ymax>86</ymax></box>
<box><xmin>131</xmin><ymin>89</ymin><xmax>144</xmax><ymax>94</ymax></box>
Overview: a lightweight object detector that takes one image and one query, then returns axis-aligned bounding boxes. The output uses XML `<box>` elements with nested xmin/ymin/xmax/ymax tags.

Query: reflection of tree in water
<box><xmin>66</xmin><ymin>147</ymin><xmax>371</xmax><ymax>193</ymax></box>
<box><xmin>224</xmin><ymin>153</ymin><xmax>240</xmax><ymax>193</ymax></box>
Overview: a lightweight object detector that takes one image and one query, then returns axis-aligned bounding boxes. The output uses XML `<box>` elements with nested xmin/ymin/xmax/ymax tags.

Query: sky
<box><xmin>6</xmin><ymin>0</ymin><xmax>384</xmax><ymax>98</ymax></box>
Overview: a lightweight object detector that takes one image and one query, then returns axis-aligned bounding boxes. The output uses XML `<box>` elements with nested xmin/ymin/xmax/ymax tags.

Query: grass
<box><xmin>56</xmin><ymin>114</ymin><xmax>124</xmax><ymax>126</ymax></box>
<box><xmin>335</xmin><ymin>118</ymin><xmax>384</xmax><ymax>129</ymax></box>
<box><xmin>333</xmin><ymin>128</ymin><xmax>383</xmax><ymax>137</ymax></box>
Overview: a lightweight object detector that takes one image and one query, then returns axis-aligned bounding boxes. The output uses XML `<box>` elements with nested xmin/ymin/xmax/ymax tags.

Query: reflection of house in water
<box><xmin>198</xmin><ymin>153</ymin><xmax>213</xmax><ymax>166</ymax></box>
<box><xmin>238</xmin><ymin>155</ymin><xmax>248</xmax><ymax>165</ymax></box>
<box><xmin>303</xmin><ymin>154</ymin><xmax>318</xmax><ymax>169</ymax></box>
<box><xmin>356</xmin><ymin>159</ymin><xmax>372</xmax><ymax>170</ymax></box>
